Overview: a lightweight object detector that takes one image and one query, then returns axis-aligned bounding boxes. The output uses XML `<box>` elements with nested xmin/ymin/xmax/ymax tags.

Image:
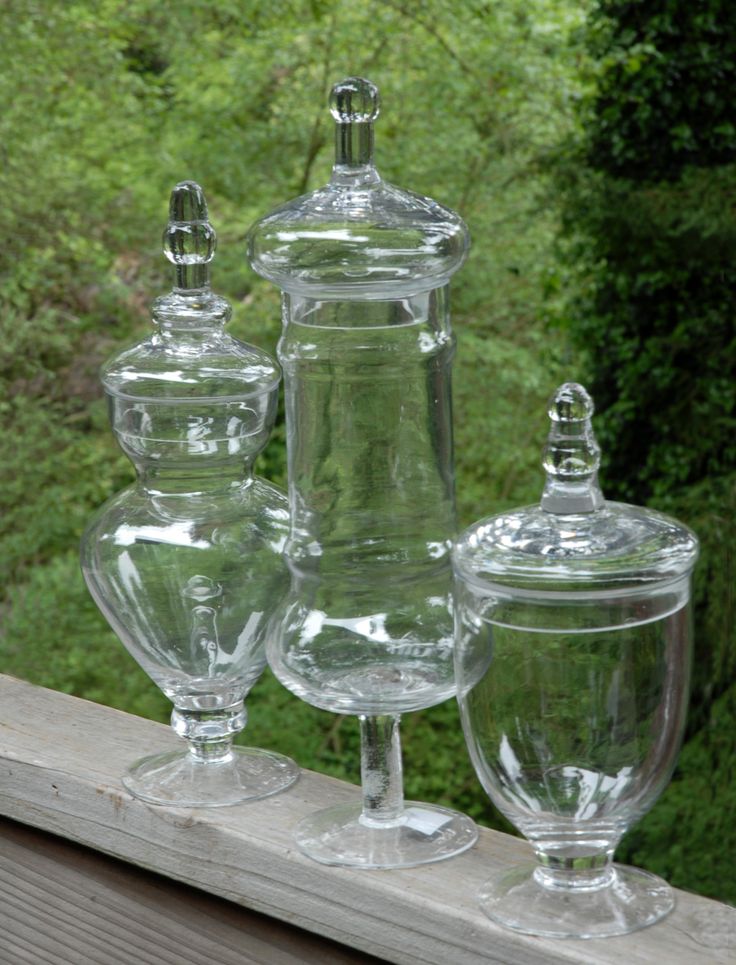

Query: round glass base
<box><xmin>478</xmin><ymin>863</ymin><xmax>674</xmax><ymax>939</ymax></box>
<box><xmin>295</xmin><ymin>800</ymin><xmax>478</xmax><ymax>869</ymax></box>
<box><xmin>122</xmin><ymin>746</ymin><xmax>299</xmax><ymax>808</ymax></box>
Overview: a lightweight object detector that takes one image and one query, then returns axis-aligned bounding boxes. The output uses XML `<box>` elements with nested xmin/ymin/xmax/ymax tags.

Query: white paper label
<box><xmin>403</xmin><ymin>808</ymin><xmax>453</xmax><ymax>836</ymax></box>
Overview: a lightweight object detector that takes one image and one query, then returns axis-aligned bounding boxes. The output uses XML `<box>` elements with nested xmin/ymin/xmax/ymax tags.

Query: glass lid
<box><xmin>247</xmin><ymin>77</ymin><xmax>470</xmax><ymax>299</ymax></box>
<box><xmin>103</xmin><ymin>181</ymin><xmax>279</xmax><ymax>402</ymax></box>
<box><xmin>454</xmin><ymin>383</ymin><xmax>699</xmax><ymax>591</ymax></box>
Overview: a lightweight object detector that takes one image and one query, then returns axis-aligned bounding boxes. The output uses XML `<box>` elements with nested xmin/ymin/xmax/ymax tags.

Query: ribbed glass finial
<box><xmin>330</xmin><ymin>77</ymin><xmax>380</xmax><ymax>168</ymax></box>
<box><xmin>153</xmin><ymin>181</ymin><xmax>230</xmax><ymax>334</ymax></box>
<box><xmin>163</xmin><ymin>180</ymin><xmax>216</xmax><ymax>292</ymax></box>
<box><xmin>540</xmin><ymin>382</ymin><xmax>605</xmax><ymax>515</ymax></box>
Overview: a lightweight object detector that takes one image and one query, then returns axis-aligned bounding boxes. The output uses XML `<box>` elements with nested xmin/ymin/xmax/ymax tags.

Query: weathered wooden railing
<box><xmin>0</xmin><ymin>674</ymin><xmax>732</xmax><ymax>964</ymax></box>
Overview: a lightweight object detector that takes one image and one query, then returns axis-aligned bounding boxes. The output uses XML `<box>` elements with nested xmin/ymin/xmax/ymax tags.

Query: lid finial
<box><xmin>330</xmin><ymin>77</ymin><xmax>380</xmax><ymax>169</ymax></box>
<box><xmin>163</xmin><ymin>180</ymin><xmax>216</xmax><ymax>292</ymax></box>
<box><xmin>541</xmin><ymin>383</ymin><xmax>605</xmax><ymax>515</ymax></box>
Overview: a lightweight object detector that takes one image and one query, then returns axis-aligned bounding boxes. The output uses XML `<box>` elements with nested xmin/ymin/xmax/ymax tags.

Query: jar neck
<box><xmin>151</xmin><ymin>288</ymin><xmax>231</xmax><ymax>338</ymax></box>
<box><xmin>140</xmin><ymin>459</ymin><xmax>255</xmax><ymax>497</ymax></box>
<box><xmin>331</xmin><ymin>120</ymin><xmax>381</xmax><ymax>187</ymax></box>
<box><xmin>334</xmin><ymin>120</ymin><xmax>374</xmax><ymax>167</ymax></box>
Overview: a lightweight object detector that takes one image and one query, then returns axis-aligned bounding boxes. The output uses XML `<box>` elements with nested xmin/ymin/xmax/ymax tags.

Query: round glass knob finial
<box><xmin>329</xmin><ymin>77</ymin><xmax>380</xmax><ymax>123</ymax></box>
<box><xmin>541</xmin><ymin>382</ymin><xmax>604</xmax><ymax>514</ymax></box>
<box><xmin>330</xmin><ymin>78</ymin><xmax>380</xmax><ymax>169</ymax></box>
<box><xmin>163</xmin><ymin>180</ymin><xmax>216</xmax><ymax>290</ymax></box>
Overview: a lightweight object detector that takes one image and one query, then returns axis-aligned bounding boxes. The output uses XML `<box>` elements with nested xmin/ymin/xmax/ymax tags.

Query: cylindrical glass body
<box><xmin>269</xmin><ymin>289</ymin><xmax>457</xmax><ymax>715</ymax></box>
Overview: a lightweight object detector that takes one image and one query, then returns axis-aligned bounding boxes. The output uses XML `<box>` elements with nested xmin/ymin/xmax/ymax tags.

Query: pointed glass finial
<box><xmin>329</xmin><ymin>77</ymin><xmax>380</xmax><ymax>169</ymax></box>
<box><xmin>163</xmin><ymin>180</ymin><xmax>216</xmax><ymax>292</ymax></box>
<box><xmin>540</xmin><ymin>382</ymin><xmax>605</xmax><ymax>514</ymax></box>
<box><xmin>153</xmin><ymin>181</ymin><xmax>230</xmax><ymax>334</ymax></box>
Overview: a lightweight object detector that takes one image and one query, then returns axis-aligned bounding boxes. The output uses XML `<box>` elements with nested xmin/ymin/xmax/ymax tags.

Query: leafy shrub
<box><xmin>620</xmin><ymin>684</ymin><xmax>736</xmax><ymax>903</ymax></box>
<box><xmin>556</xmin><ymin>165</ymin><xmax>736</xmax><ymax>504</ymax></box>
<box><xmin>586</xmin><ymin>0</ymin><xmax>736</xmax><ymax>179</ymax></box>
<box><xmin>555</xmin><ymin>0</ymin><xmax>736</xmax><ymax>903</ymax></box>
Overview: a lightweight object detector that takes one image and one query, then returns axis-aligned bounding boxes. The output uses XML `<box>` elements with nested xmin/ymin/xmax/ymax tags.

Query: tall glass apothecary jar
<box><xmin>247</xmin><ymin>78</ymin><xmax>477</xmax><ymax>867</ymax></box>
<box><xmin>453</xmin><ymin>383</ymin><xmax>699</xmax><ymax>938</ymax></box>
<box><xmin>81</xmin><ymin>182</ymin><xmax>298</xmax><ymax>807</ymax></box>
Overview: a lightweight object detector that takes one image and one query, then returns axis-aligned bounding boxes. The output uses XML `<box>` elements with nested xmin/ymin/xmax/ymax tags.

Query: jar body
<box><xmin>269</xmin><ymin>288</ymin><xmax>457</xmax><ymax>715</ymax></box>
<box><xmin>82</xmin><ymin>400</ymin><xmax>289</xmax><ymax>713</ymax></box>
<box><xmin>454</xmin><ymin>576</ymin><xmax>693</xmax><ymax>866</ymax></box>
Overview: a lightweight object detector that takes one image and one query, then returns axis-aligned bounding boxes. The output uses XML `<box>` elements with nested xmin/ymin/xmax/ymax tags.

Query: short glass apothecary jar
<box><xmin>453</xmin><ymin>383</ymin><xmax>699</xmax><ymax>938</ymax></box>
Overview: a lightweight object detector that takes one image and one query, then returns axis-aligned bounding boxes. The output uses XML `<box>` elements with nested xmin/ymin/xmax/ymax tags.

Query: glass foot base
<box><xmin>295</xmin><ymin>800</ymin><xmax>478</xmax><ymax>869</ymax></box>
<box><xmin>479</xmin><ymin>863</ymin><xmax>674</xmax><ymax>939</ymax></box>
<box><xmin>122</xmin><ymin>746</ymin><xmax>299</xmax><ymax>808</ymax></box>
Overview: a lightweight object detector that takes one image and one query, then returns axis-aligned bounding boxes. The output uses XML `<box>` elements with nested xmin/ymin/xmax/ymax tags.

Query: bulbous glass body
<box><xmin>84</xmin><ymin>351</ymin><xmax>289</xmax><ymax>714</ymax></box>
<box><xmin>455</xmin><ymin>563</ymin><xmax>693</xmax><ymax>850</ymax></box>
<box><xmin>454</xmin><ymin>383</ymin><xmax>699</xmax><ymax>938</ymax></box>
<box><xmin>83</xmin><ymin>470</ymin><xmax>289</xmax><ymax>715</ymax></box>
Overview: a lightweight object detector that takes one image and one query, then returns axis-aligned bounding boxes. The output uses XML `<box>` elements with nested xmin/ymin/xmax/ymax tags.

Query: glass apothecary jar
<box><xmin>81</xmin><ymin>181</ymin><xmax>298</xmax><ymax>807</ymax></box>
<box><xmin>247</xmin><ymin>78</ymin><xmax>476</xmax><ymax>868</ymax></box>
<box><xmin>453</xmin><ymin>383</ymin><xmax>699</xmax><ymax>938</ymax></box>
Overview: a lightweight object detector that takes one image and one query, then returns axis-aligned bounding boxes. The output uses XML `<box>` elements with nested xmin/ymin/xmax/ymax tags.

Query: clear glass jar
<box><xmin>247</xmin><ymin>78</ymin><xmax>476</xmax><ymax>867</ymax></box>
<box><xmin>81</xmin><ymin>182</ymin><xmax>298</xmax><ymax>807</ymax></box>
<box><xmin>453</xmin><ymin>383</ymin><xmax>699</xmax><ymax>938</ymax></box>
<box><xmin>272</xmin><ymin>287</ymin><xmax>457</xmax><ymax>716</ymax></box>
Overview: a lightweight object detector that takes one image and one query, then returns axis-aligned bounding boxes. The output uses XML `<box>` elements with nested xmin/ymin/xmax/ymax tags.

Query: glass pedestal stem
<box><xmin>293</xmin><ymin>711</ymin><xmax>477</xmax><ymax>868</ymax></box>
<box><xmin>478</xmin><ymin>839</ymin><xmax>673</xmax><ymax>938</ymax></box>
<box><xmin>359</xmin><ymin>714</ymin><xmax>403</xmax><ymax>826</ymax></box>
<box><xmin>534</xmin><ymin>847</ymin><xmax>616</xmax><ymax>892</ymax></box>
<box><xmin>122</xmin><ymin>699</ymin><xmax>298</xmax><ymax>807</ymax></box>
<box><xmin>189</xmin><ymin>738</ymin><xmax>234</xmax><ymax>763</ymax></box>
<box><xmin>172</xmin><ymin>702</ymin><xmax>247</xmax><ymax>751</ymax></box>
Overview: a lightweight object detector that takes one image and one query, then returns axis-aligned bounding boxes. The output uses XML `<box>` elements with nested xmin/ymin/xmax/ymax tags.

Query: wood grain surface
<box><xmin>0</xmin><ymin>674</ymin><xmax>733</xmax><ymax>965</ymax></box>
<box><xmin>0</xmin><ymin>819</ymin><xmax>383</xmax><ymax>964</ymax></box>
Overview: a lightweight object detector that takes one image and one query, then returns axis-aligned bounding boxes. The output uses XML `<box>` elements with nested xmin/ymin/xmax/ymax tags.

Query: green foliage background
<box><xmin>1</xmin><ymin>0</ymin><xmax>733</xmax><ymax>904</ymax></box>
<box><xmin>554</xmin><ymin>0</ymin><xmax>736</xmax><ymax>901</ymax></box>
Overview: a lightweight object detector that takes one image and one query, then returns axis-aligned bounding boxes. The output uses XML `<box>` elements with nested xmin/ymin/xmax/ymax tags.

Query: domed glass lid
<box><xmin>247</xmin><ymin>77</ymin><xmax>470</xmax><ymax>299</ymax></box>
<box><xmin>454</xmin><ymin>384</ymin><xmax>699</xmax><ymax>591</ymax></box>
<box><xmin>103</xmin><ymin>181</ymin><xmax>279</xmax><ymax>402</ymax></box>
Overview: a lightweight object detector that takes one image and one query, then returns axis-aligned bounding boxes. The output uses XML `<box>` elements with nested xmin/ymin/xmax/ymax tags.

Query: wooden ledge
<box><xmin>0</xmin><ymin>674</ymin><xmax>732</xmax><ymax>965</ymax></box>
<box><xmin>0</xmin><ymin>818</ymin><xmax>383</xmax><ymax>965</ymax></box>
